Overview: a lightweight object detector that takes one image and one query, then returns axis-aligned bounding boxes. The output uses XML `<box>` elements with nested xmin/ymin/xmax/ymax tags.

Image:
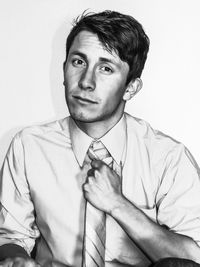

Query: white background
<box><xmin>0</xmin><ymin>0</ymin><xmax>200</xmax><ymax>168</ymax></box>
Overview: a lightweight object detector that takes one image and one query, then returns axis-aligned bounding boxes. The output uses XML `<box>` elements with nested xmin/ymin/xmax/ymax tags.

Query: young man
<box><xmin>0</xmin><ymin>10</ymin><xmax>200</xmax><ymax>267</ymax></box>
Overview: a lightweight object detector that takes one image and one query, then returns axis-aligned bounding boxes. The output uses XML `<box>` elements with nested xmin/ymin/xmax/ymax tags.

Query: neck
<box><xmin>75</xmin><ymin>113</ymin><xmax>124</xmax><ymax>139</ymax></box>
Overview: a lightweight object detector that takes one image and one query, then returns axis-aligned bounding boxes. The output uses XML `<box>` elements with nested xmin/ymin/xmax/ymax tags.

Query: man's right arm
<box><xmin>0</xmin><ymin>133</ymin><xmax>40</xmax><ymax>266</ymax></box>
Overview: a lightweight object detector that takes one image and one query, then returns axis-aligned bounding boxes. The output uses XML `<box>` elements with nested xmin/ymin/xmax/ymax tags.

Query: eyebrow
<box><xmin>99</xmin><ymin>57</ymin><xmax>116</xmax><ymax>65</ymax></box>
<box><xmin>69</xmin><ymin>51</ymin><xmax>87</xmax><ymax>61</ymax></box>
<box><xmin>69</xmin><ymin>51</ymin><xmax>118</xmax><ymax>66</ymax></box>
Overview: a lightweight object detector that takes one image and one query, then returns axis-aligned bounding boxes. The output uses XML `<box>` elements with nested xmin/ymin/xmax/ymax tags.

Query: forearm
<box><xmin>110</xmin><ymin>195</ymin><xmax>200</xmax><ymax>263</ymax></box>
<box><xmin>0</xmin><ymin>244</ymin><xmax>30</xmax><ymax>261</ymax></box>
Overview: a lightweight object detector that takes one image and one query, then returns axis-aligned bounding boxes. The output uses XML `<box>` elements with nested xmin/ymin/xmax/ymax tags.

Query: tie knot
<box><xmin>88</xmin><ymin>140</ymin><xmax>113</xmax><ymax>167</ymax></box>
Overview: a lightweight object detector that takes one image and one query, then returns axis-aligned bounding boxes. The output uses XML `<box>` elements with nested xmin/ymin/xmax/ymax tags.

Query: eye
<box><xmin>72</xmin><ymin>58</ymin><xmax>86</xmax><ymax>67</ymax></box>
<box><xmin>100</xmin><ymin>65</ymin><xmax>113</xmax><ymax>74</ymax></box>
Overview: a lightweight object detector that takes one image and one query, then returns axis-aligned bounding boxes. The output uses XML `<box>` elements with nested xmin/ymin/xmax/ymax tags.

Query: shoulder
<box><xmin>12</xmin><ymin>116</ymin><xmax>71</xmax><ymax>147</ymax></box>
<box><xmin>125</xmin><ymin>113</ymin><xmax>200</xmax><ymax>190</ymax></box>
<box><xmin>125</xmin><ymin>112</ymin><xmax>186</xmax><ymax>161</ymax></box>
<box><xmin>125</xmin><ymin>112</ymin><xmax>180</xmax><ymax>144</ymax></box>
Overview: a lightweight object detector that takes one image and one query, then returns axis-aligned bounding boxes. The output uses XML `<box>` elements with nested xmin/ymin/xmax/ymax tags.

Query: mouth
<box><xmin>72</xmin><ymin>95</ymin><xmax>98</xmax><ymax>104</ymax></box>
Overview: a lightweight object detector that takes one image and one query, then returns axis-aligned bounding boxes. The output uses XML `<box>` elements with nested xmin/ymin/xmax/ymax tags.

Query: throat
<box><xmin>75</xmin><ymin>116</ymin><xmax>123</xmax><ymax>139</ymax></box>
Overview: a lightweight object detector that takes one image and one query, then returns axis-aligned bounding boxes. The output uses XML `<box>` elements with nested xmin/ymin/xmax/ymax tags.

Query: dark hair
<box><xmin>65</xmin><ymin>10</ymin><xmax>150</xmax><ymax>84</ymax></box>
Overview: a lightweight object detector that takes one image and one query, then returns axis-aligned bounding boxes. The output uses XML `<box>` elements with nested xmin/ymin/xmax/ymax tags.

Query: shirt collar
<box><xmin>69</xmin><ymin>118</ymin><xmax>93</xmax><ymax>167</ymax></box>
<box><xmin>100</xmin><ymin>115</ymin><xmax>126</xmax><ymax>165</ymax></box>
<box><xmin>69</xmin><ymin>115</ymin><xmax>127</xmax><ymax>167</ymax></box>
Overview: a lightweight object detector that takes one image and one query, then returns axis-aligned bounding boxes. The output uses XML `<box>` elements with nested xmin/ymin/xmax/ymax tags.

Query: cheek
<box><xmin>64</xmin><ymin>75</ymin><xmax>77</xmax><ymax>94</ymax></box>
<box><xmin>65</xmin><ymin>67</ymin><xmax>78</xmax><ymax>84</ymax></box>
<box><xmin>103</xmin><ymin>83</ymin><xmax>125</xmax><ymax>102</ymax></box>
<box><xmin>99</xmin><ymin>91</ymin><xmax>123</xmax><ymax>113</ymax></box>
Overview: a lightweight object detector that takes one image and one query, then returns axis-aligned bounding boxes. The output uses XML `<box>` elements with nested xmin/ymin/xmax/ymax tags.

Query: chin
<box><xmin>70</xmin><ymin>111</ymin><xmax>98</xmax><ymax>123</ymax></box>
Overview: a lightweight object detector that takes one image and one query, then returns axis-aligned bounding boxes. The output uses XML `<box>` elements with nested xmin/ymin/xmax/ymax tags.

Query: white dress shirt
<box><xmin>0</xmin><ymin>113</ymin><xmax>200</xmax><ymax>267</ymax></box>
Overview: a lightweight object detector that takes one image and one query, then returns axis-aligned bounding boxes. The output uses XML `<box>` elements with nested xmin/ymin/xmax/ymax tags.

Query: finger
<box><xmin>83</xmin><ymin>177</ymin><xmax>94</xmax><ymax>192</ymax></box>
<box><xmin>82</xmin><ymin>183</ymin><xmax>91</xmax><ymax>200</ymax></box>
<box><xmin>83</xmin><ymin>182</ymin><xmax>89</xmax><ymax>192</ymax></box>
<box><xmin>87</xmin><ymin>176</ymin><xmax>95</xmax><ymax>185</ymax></box>
<box><xmin>91</xmin><ymin>159</ymin><xmax>104</xmax><ymax>169</ymax></box>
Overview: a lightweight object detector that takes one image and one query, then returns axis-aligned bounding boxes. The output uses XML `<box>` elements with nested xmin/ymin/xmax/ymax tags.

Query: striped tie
<box><xmin>82</xmin><ymin>140</ymin><xmax>113</xmax><ymax>267</ymax></box>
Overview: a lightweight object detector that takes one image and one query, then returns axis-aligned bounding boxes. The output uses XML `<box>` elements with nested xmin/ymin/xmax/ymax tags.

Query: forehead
<box><xmin>68</xmin><ymin>30</ymin><xmax>122</xmax><ymax>62</ymax></box>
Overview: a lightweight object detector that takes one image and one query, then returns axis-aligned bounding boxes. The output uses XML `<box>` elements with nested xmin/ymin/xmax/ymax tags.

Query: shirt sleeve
<box><xmin>0</xmin><ymin>132</ymin><xmax>40</xmax><ymax>255</ymax></box>
<box><xmin>155</xmin><ymin>143</ymin><xmax>200</xmax><ymax>245</ymax></box>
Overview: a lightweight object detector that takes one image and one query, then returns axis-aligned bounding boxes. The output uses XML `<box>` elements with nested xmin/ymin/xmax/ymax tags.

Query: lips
<box><xmin>72</xmin><ymin>95</ymin><xmax>98</xmax><ymax>104</ymax></box>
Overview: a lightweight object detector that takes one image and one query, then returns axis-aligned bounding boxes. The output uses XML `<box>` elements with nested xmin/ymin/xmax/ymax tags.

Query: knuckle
<box><xmin>83</xmin><ymin>183</ymin><xmax>88</xmax><ymax>191</ymax></box>
<box><xmin>99</xmin><ymin>160</ymin><xmax>105</xmax><ymax>168</ymax></box>
<box><xmin>88</xmin><ymin>176</ymin><xmax>94</xmax><ymax>184</ymax></box>
<box><xmin>101</xmin><ymin>164</ymin><xmax>107</xmax><ymax>172</ymax></box>
<box><xmin>91</xmin><ymin>159</ymin><xmax>101</xmax><ymax>168</ymax></box>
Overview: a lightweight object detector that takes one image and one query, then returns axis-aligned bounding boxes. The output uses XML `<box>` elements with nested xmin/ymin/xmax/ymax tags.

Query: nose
<box><xmin>78</xmin><ymin>68</ymin><xmax>96</xmax><ymax>91</ymax></box>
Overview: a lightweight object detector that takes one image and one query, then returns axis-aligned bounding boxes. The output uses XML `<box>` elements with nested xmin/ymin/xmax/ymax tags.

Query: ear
<box><xmin>123</xmin><ymin>78</ymin><xmax>143</xmax><ymax>101</ymax></box>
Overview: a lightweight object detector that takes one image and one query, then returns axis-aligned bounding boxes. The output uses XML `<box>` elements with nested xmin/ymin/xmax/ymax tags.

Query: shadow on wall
<box><xmin>0</xmin><ymin>20</ymin><xmax>71</xmax><ymax>168</ymax></box>
<box><xmin>49</xmin><ymin>19</ymin><xmax>70</xmax><ymax>119</ymax></box>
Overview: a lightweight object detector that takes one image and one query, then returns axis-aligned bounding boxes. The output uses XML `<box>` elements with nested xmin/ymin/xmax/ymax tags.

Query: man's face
<box><xmin>64</xmin><ymin>31</ymin><xmax>130</xmax><ymax>124</ymax></box>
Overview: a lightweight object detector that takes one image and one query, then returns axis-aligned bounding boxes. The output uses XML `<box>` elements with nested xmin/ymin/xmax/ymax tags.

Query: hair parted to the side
<box><xmin>65</xmin><ymin>10</ymin><xmax>150</xmax><ymax>84</ymax></box>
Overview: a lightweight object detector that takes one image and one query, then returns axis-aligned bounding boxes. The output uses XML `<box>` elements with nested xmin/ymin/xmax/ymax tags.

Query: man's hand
<box><xmin>83</xmin><ymin>160</ymin><xmax>200</xmax><ymax>264</ymax></box>
<box><xmin>83</xmin><ymin>159</ymin><xmax>124</xmax><ymax>214</ymax></box>
<box><xmin>0</xmin><ymin>257</ymin><xmax>40</xmax><ymax>267</ymax></box>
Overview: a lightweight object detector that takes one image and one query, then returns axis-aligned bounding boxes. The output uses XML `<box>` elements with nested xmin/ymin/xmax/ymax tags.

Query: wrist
<box><xmin>109</xmin><ymin>194</ymin><xmax>129</xmax><ymax>217</ymax></box>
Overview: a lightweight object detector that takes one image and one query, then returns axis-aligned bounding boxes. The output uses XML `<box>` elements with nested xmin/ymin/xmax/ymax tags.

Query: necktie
<box><xmin>82</xmin><ymin>140</ymin><xmax>113</xmax><ymax>267</ymax></box>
